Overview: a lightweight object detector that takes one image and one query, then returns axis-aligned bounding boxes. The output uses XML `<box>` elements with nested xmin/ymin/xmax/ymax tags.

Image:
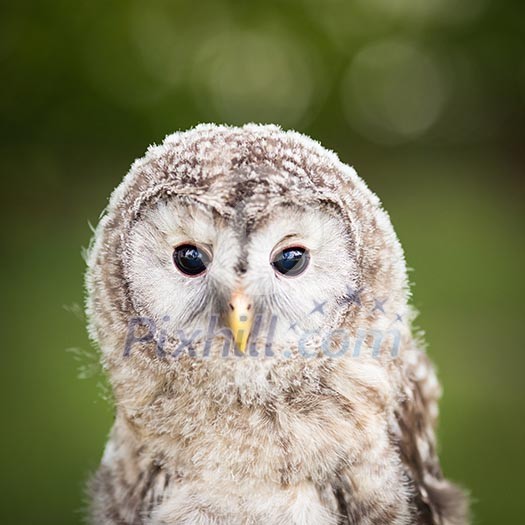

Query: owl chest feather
<box><xmin>94</xmin><ymin>356</ymin><xmax>404</xmax><ymax>525</ymax></box>
<box><xmin>117</xmin><ymin>357</ymin><xmax>392</xmax><ymax>486</ymax></box>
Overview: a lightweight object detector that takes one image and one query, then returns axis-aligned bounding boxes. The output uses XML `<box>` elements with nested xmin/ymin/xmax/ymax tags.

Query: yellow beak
<box><xmin>227</xmin><ymin>288</ymin><xmax>253</xmax><ymax>353</ymax></box>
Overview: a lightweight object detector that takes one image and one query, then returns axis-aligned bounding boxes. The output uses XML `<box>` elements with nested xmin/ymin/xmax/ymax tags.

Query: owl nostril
<box><xmin>228</xmin><ymin>301</ymin><xmax>252</xmax><ymax>311</ymax></box>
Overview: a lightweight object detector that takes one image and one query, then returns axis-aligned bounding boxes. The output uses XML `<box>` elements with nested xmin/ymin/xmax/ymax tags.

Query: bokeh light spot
<box><xmin>191</xmin><ymin>30</ymin><xmax>317</xmax><ymax>127</ymax></box>
<box><xmin>358</xmin><ymin>0</ymin><xmax>489</xmax><ymax>24</ymax></box>
<box><xmin>342</xmin><ymin>39</ymin><xmax>447</xmax><ymax>144</ymax></box>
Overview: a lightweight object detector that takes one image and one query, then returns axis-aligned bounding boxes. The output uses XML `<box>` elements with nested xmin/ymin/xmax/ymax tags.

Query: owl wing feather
<box><xmin>393</xmin><ymin>351</ymin><xmax>469</xmax><ymax>525</ymax></box>
<box><xmin>326</xmin><ymin>352</ymin><xmax>468</xmax><ymax>525</ymax></box>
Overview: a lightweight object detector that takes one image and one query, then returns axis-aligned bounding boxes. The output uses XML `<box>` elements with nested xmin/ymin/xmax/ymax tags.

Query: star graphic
<box><xmin>395</xmin><ymin>313</ymin><xmax>403</xmax><ymax>323</ymax></box>
<box><xmin>373</xmin><ymin>298</ymin><xmax>387</xmax><ymax>314</ymax></box>
<box><xmin>288</xmin><ymin>321</ymin><xmax>298</xmax><ymax>332</ymax></box>
<box><xmin>344</xmin><ymin>286</ymin><xmax>362</xmax><ymax>307</ymax></box>
<box><xmin>310</xmin><ymin>300</ymin><xmax>327</xmax><ymax>315</ymax></box>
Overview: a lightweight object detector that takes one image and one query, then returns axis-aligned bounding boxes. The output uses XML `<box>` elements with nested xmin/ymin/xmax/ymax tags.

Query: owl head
<box><xmin>86</xmin><ymin>124</ymin><xmax>410</xmax><ymax>375</ymax></box>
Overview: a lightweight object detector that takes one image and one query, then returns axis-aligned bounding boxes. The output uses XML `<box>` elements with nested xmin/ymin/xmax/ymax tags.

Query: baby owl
<box><xmin>85</xmin><ymin>124</ymin><xmax>468</xmax><ymax>524</ymax></box>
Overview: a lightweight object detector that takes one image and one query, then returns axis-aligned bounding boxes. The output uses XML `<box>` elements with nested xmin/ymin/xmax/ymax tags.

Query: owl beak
<box><xmin>227</xmin><ymin>288</ymin><xmax>253</xmax><ymax>353</ymax></box>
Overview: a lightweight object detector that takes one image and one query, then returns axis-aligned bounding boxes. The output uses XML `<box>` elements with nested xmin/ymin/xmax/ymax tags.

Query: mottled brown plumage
<box><xmin>85</xmin><ymin>124</ymin><xmax>468</xmax><ymax>524</ymax></box>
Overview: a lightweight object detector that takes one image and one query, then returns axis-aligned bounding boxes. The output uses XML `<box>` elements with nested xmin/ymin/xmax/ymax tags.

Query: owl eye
<box><xmin>271</xmin><ymin>246</ymin><xmax>310</xmax><ymax>277</ymax></box>
<box><xmin>173</xmin><ymin>244</ymin><xmax>211</xmax><ymax>276</ymax></box>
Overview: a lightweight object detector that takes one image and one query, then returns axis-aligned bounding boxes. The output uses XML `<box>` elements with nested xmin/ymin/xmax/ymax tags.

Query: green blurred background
<box><xmin>1</xmin><ymin>1</ymin><xmax>524</xmax><ymax>523</ymax></box>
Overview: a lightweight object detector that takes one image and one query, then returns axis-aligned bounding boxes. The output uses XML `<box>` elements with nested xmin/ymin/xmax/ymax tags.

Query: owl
<box><xmin>85</xmin><ymin>124</ymin><xmax>468</xmax><ymax>524</ymax></box>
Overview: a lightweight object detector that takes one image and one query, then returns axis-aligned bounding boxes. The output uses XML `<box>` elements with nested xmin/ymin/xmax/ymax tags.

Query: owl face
<box><xmin>124</xmin><ymin>197</ymin><xmax>358</xmax><ymax>354</ymax></box>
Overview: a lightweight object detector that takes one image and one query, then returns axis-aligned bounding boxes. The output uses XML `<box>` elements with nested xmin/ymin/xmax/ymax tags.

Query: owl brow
<box><xmin>278</xmin><ymin>233</ymin><xmax>300</xmax><ymax>244</ymax></box>
<box><xmin>174</xmin><ymin>202</ymin><xmax>216</xmax><ymax>240</ymax></box>
<box><xmin>271</xmin><ymin>233</ymin><xmax>304</xmax><ymax>253</ymax></box>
